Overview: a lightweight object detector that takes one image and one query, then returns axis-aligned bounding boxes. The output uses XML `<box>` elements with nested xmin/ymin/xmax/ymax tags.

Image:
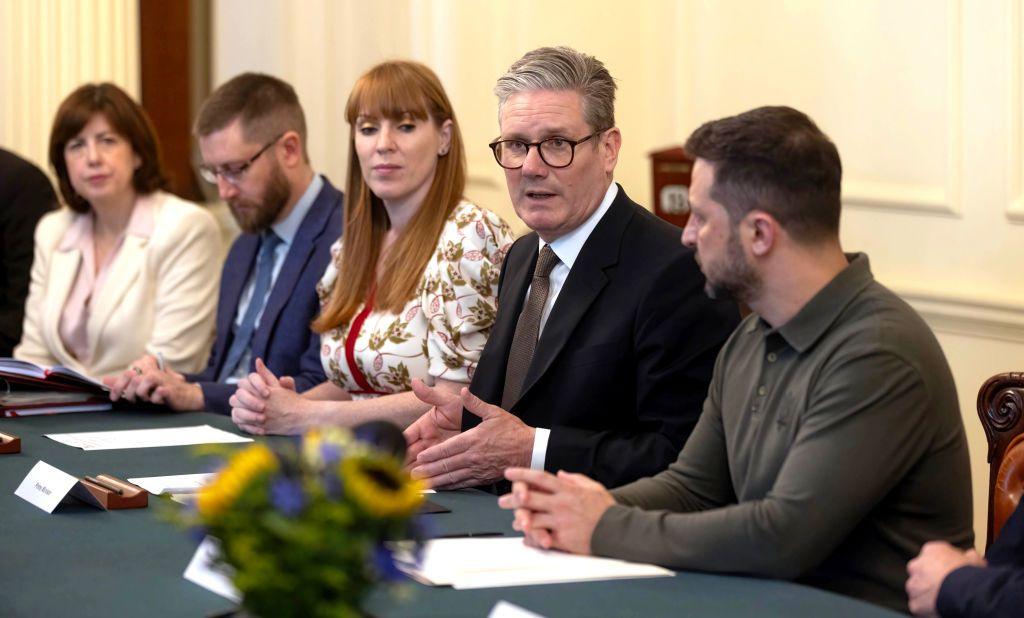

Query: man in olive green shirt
<box><xmin>499</xmin><ymin>106</ymin><xmax>973</xmax><ymax>613</ymax></box>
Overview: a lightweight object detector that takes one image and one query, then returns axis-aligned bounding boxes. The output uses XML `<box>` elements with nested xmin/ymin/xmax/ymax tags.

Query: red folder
<box><xmin>1</xmin><ymin>391</ymin><xmax>112</xmax><ymax>417</ymax></box>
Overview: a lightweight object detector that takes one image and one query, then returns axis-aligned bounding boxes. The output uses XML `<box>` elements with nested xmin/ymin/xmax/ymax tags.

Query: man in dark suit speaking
<box><xmin>404</xmin><ymin>46</ymin><xmax>738</xmax><ymax>489</ymax></box>
<box><xmin>107</xmin><ymin>73</ymin><xmax>343</xmax><ymax>414</ymax></box>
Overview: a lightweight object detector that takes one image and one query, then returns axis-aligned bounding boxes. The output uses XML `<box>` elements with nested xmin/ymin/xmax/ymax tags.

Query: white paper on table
<box><xmin>184</xmin><ymin>536</ymin><xmax>241</xmax><ymax>602</ymax></box>
<box><xmin>394</xmin><ymin>537</ymin><xmax>674</xmax><ymax>589</ymax></box>
<box><xmin>128</xmin><ymin>473</ymin><xmax>216</xmax><ymax>503</ymax></box>
<box><xmin>489</xmin><ymin>600</ymin><xmax>548</xmax><ymax>618</ymax></box>
<box><xmin>45</xmin><ymin>425</ymin><xmax>252</xmax><ymax>450</ymax></box>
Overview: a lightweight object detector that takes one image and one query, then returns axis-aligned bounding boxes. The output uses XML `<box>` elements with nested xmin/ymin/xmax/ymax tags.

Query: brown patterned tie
<box><xmin>501</xmin><ymin>244</ymin><xmax>560</xmax><ymax>409</ymax></box>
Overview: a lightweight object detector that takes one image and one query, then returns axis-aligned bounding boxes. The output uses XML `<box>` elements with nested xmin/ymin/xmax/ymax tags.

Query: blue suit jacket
<box><xmin>937</xmin><ymin>501</ymin><xmax>1024</xmax><ymax>617</ymax></box>
<box><xmin>186</xmin><ymin>177</ymin><xmax>343</xmax><ymax>414</ymax></box>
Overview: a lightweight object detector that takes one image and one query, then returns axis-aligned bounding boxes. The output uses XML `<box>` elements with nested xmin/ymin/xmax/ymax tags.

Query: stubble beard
<box><xmin>701</xmin><ymin>230</ymin><xmax>761</xmax><ymax>303</ymax></box>
<box><xmin>228</xmin><ymin>162</ymin><xmax>291</xmax><ymax>234</ymax></box>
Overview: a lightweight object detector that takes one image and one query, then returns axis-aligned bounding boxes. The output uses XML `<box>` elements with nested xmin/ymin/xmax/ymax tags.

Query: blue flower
<box><xmin>270</xmin><ymin>477</ymin><xmax>306</xmax><ymax>517</ymax></box>
<box><xmin>406</xmin><ymin>517</ymin><xmax>434</xmax><ymax>565</ymax></box>
<box><xmin>371</xmin><ymin>544</ymin><xmax>406</xmax><ymax>582</ymax></box>
<box><xmin>320</xmin><ymin>442</ymin><xmax>343</xmax><ymax>465</ymax></box>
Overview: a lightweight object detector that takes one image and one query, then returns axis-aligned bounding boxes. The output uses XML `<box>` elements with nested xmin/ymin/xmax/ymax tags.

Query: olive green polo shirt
<box><xmin>592</xmin><ymin>253</ymin><xmax>973</xmax><ymax>613</ymax></box>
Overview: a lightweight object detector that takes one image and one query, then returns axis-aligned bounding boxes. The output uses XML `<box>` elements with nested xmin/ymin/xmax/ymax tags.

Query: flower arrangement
<box><xmin>182</xmin><ymin>425</ymin><xmax>425</xmax><ymax>618</ymax></box>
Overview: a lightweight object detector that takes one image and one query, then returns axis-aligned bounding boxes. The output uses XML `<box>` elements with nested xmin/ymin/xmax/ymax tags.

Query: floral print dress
<box><xmin>316</xmin><ymin>201</ymin><xmax>514</xmax><ymax>398</ymax></box>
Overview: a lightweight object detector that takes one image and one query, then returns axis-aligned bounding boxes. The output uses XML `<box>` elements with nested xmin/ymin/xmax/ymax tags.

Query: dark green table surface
<box><xmin>0</xmin><ymin>410</ymin><xmax>903</xmax><ymax>617</ymax></box>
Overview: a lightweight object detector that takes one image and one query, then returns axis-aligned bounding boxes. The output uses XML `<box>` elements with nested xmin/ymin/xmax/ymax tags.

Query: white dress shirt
<box><xmin>529</xmin><ymin>181</ymin><xmax>618</xmax><ymax>470</ymax></box>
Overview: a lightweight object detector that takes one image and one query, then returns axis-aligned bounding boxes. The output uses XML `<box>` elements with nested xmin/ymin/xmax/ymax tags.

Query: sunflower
<box><xmin>341</xmin><ymin>453</ymin><xmax>424</xmax><ymax>518</ymax></box>
<box><xmin>197</xmin><ymin>443</ymin><xmax>279</xmax><ymax>518</ymax></box>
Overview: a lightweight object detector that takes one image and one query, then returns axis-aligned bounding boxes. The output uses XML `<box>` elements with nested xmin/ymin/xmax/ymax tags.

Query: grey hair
<box><xmin>494</xmin><ymin>46</ymin><xmax>617</xmax><ymax>131</ymax></box>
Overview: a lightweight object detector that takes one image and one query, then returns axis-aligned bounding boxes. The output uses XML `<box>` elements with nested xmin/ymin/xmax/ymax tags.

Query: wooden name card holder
<box><xmin>79</xmin><ymin>474</ymin><xmax>148</xmax><ymax>510</ymax></box>
<box><xmin>0</xmin><ymin>431</ymin><xmax>20</xmax><ymax>453</ymax></box>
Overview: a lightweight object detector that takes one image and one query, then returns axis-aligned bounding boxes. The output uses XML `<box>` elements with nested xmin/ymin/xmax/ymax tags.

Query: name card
<box><xmin>184</xmin><ymin>536</ymin><xmax>241</xmax><ymax>602</ymax></box>
<box><xmin>15</xmin><ymin>460</ymin><xmax>86</xmax><ymax>513</ymax></box>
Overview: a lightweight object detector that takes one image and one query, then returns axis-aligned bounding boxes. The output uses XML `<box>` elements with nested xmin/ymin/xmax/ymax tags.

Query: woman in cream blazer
<box><xmin>14</xmin><ymin>83</ymin><xmax>220</xmax><ymax>378</ymax></box>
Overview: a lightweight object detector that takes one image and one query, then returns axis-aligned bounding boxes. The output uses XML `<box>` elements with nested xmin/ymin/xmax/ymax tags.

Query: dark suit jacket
<box><xmin>938</xmin><ymin>501</ymin><xmax>1024</xmax><ymax>617</ymax></box>
<box><xmin>466</xmin><ymin>185</ymin><xmax>739</xmax><ymax>487</ymax></box>
<box><xmin>186</xmin><ymin>176</ymin><xmax>343</xmax><ymax>414</ymax></box>
<box><xmin>0</xmin><ymin>149</ymin><xmax>56</xmax><ymax>356</ymax></box>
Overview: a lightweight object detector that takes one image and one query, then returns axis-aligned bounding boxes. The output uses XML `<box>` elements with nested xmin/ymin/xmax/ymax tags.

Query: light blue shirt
<box><xmin>530</xmin><ymin>181</ymin><xmax>618</xmax><ymax>469</ymax></box>
<box><xmin>226</xmin><ymin>173</ymin><xmax>323</xmax><ymax>382</ymax></box>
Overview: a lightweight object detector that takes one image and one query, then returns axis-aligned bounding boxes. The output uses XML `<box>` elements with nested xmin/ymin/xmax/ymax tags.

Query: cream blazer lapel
<box><xmin>41</xmin><ymin>245</ymin><xmax>82</xmax><ymax>366</ymax></box>
<box><xmin>85</xmin><ymin>235</ymin><xmax>146</xmax><ymax>359</ymax></box>
<box><xmin>84</xmin><ymin>196</ymin><xmax>156</xmax><ymax>361</ymax></box>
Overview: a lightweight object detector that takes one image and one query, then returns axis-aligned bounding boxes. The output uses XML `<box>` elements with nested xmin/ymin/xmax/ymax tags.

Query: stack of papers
<box><xmin>45</xmin><ymin>425</ymin><xmax>252</xmax><ymax>450</ymax></box>
<box><xmin>395</xmin><ymin>536</ymin><xmax>674</xmax><ymax>589</ymax></box>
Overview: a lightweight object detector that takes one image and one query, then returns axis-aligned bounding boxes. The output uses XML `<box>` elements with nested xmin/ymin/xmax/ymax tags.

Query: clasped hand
<box><xmin>228</xmin><ymin>358</ymin><xmax>307</xmax><ymax>435</ymax></box>
<box><xmin>498</xmin><ymin>468</ymin><xmax>615</xmax><ymax>555</ymax></box>
<box><xmin>404</xmin><ymin>379</ymin><xmax>535</xmax><ymax>489</ymax></box>
<box><xmin>104</xmin><ymin>354</ymin><xmax>202</xmax><ymax>410</ymax></box>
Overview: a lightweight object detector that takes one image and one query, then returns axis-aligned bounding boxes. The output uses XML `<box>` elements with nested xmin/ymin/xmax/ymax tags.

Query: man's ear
<box><xmin>601</xmin><ymin>127</ymin><xmax>621</xmax><ymax>174</ymax></box>
<box><xmin>277</xmin><ymin>131</ymin><xmax>304</xmax><ymax>168</ymax></box>
<box><xmin>745</xmin><ymin>210</ymin><xmax>778</xmax><ymax>257</ymax></box>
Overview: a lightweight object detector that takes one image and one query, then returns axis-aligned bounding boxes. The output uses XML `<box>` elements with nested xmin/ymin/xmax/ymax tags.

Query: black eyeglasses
<box><xmin>198</xmin><ymin>133</ymin><xmax>284</xmax><ymax>186</ymax></box>
<box><xmin>488</xmin><ymin>128</ymin><xmax>610</xmax><ymax>169</ymax></box>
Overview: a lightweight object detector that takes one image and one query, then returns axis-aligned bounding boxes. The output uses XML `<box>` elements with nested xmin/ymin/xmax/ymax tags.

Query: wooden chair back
<box><xmin>977</xmin><ymin>372</ymin><xmax>1024</xmax><ymax>548</ymax></box>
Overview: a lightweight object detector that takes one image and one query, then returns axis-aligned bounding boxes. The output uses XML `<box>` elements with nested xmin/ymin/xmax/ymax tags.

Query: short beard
<box><xmin>703</xmin><ymin>228</ymin><xmax>761</xmax><ymax>303</ymax></box>
<box><xmin>228</xmin><ymin>162</ymin><xmax>290</xmax><ymax>234</ymax></box>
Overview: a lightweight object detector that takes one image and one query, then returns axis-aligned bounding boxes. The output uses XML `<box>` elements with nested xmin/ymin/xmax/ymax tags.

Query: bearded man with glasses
<box><xmin>107</xmin><ymin>73</ymin><xmax>343</xmax><ymax>414</ymax></box>
<box><xmin>404</xmin><ymin>46</ymin><xmax>739</xmax><ymax>491</ymax></box>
